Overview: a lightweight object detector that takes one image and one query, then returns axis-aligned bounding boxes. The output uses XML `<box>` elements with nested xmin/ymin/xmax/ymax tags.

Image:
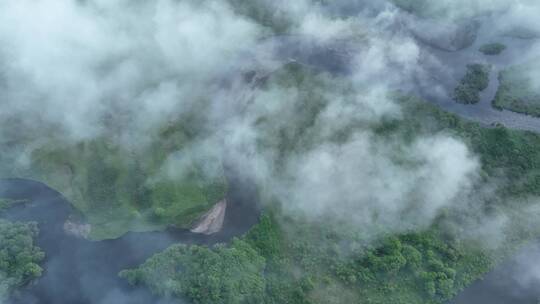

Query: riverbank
<box><xmin>0</xmin><ymin>171</ymin><xmax>260</xmax><ymax>304</ymax></box>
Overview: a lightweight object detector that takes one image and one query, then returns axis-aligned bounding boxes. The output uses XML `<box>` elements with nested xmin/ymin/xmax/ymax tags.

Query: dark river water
<box><xmin>1</xmin><ymin>166</ymin><xmax>260</xmax><ymax>304</ymax></box>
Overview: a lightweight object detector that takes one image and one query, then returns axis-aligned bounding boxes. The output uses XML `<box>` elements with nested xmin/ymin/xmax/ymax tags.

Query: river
<box><xmin>1</xmin><ymin>164</ymin><xmax>260</xmax><ymax>304</ymax></box>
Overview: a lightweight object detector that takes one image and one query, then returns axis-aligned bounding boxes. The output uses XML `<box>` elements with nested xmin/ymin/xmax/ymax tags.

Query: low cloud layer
<box><xmin>278</xmin><ymin>134</ymin><xmax>479</xmax><ymax>233</ymax></box>
<box><xmin>2</xmin><ymin>0</ymin><xmax>540</xmax><ymax>302</ymax></box>
<box><xmin>2</xmin><ymin>0</ymin><xmax>539</xmax><ymax>240</ymax></box>
<box><xmin>0</xmin><ymin>0</ymin><xmax>262</xmax><ymax>141</ymax></box>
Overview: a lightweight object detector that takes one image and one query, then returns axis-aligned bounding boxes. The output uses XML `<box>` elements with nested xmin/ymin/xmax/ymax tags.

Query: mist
<box><xmin>2</xmin><ymin>0</ymin><xmax>540</xmax><ymax>303</ymax></box>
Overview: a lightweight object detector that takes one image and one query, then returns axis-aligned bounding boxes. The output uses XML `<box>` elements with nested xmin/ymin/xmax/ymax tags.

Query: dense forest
<box><xmin>0</xmin><ymin>199</ymin><xmax>25</xmax><ymax>212</ymax></box>
<box><xmin>0</xmin><ymin>219</ymin><xmax>44</xmax><ymax>301</ymax></box>
<box><xmin>479</xmin><ymin>43</ymin><xmax>507</xmax><ymax>56</ymax></box>
<box><xmin>120</xmin><ymin>64</ymin><xmax>540</xmax><ymax>304</ymax></box>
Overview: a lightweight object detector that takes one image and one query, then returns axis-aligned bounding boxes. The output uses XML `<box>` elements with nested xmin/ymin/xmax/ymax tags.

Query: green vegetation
<box><xmin>479</xmin><ymin>43</ymin><xmax>506</xmax><ymax>56</ymax></box>
<box><xmin>0</xmin><ymin>199</ymin><xmax>10</xmax><ymax>211</ymax></box>
<box><xmin>122</xmin><ymin>96</ymin><xmax>540</xmax><ymax>303</ymax></box>
<box><xmin>398</xmin><ymin>96</ymin><xmax>540</xmax><ymax>199</ymax></box>
<box><xmin>227</xmin><ymin>0</ymin><xmax>291</xmax><ymax>34</ymax></box>
<box><xmin>244</xmin><ymin>214</ymin><xmax>496</xmax><ymax>304</ymax></box>
<box><xmin>122</xmin><ymin>205</ymin><xmax>535</xmax><ymax>304</ymax></box>
<box><xmin>120</xmin><ymin>239</ymin><xmax>266</xmax><ymax>303</ymax></box>
<box><xmin>453</xmin><ymin>64</ymin><xmax>491</xmax><ymax>104</ymax></box>
<box><xmin>392</xmin><ymin>0</ymin><xmax>430</xmax><ymax>16</ymax></box>
<box><xmin>391</xmin><ymin>0</ymin><xmax>445</xmax><ymax>18</ymax></box>
<box><xmin>493</xmin><ymin>60</ymin><xmax>540</xmax><ymax>117</ymax></box>
<box><xmin>0</xmin><ymin>199</ymin><xmax>26</xmax><ymax>212</ymax></box>
<box><xmin>0</xmin><ymin>220</ymin><xmax>44</xmax><ymax>301</ymax></box>
<box><xmin>0</xmin><ymin>114</ymin><xmax>227</xmax><ymax>240</ymax></box>
<box><xmin>121</xmin><ymin>65</ymin><xmax>540</xmax><ymax>303</ymax></box>
<box><xmin>227</xmin><ymin>0</ymin><xmax>346</xmax><ymax>34</ymax></box>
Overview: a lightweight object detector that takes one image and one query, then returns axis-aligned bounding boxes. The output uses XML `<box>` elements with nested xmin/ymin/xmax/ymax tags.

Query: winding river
<box><xmin>2</xmin><ymin>10</ymin><xmax>540</xmax><ymax>304</ymax></box>
<box><xmin>1</xmin><ymin>165</ymin><xmax>260</xmax><ymax>304</ymax></box>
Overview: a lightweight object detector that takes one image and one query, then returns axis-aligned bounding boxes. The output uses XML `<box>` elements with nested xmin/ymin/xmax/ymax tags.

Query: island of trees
<box><xmin>493</xmin><ymin>59</ymin><xmax>540</xmax><ymax>117</ymax></box>
<box><xmin>453</xmin><ymin>64</ymin><xmax>491</xmax><ymax>104</ymax></box>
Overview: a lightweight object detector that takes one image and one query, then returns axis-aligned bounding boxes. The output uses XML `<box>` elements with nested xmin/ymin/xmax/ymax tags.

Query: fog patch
<box><xmin>3</xmin><ymin>0</ymin><xmax>540</xmax><ymax>301</ymax></box>
<box><xmin>0</xmin><ymin>0</ymin><xmax>263</xmax><ymax>142</ymax></box>
<box><xmin>275</xmin><ymin>133</ymin><xmax>478</xmax><ymax>237</ymax></box>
